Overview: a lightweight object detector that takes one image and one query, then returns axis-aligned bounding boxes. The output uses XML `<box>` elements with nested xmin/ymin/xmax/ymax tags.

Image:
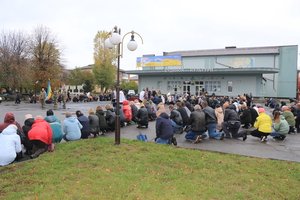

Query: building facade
<box><xmin>126</xmin><ymin>45</ymin><xmax>298</xmax><ymax>98</ymax></box>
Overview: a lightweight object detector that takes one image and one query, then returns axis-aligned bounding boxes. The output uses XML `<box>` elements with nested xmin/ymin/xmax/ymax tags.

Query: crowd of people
<box><xmin>1</xmin><ymin>89</ymin><xmax>299</xmax><ymax>167</ymax></box>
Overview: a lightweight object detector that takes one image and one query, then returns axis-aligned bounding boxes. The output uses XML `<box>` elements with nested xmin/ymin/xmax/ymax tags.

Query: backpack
<box><xmin>136</xmin><ymin>133</ymin><xmax>148</xmax><ymax>142</ymax></box>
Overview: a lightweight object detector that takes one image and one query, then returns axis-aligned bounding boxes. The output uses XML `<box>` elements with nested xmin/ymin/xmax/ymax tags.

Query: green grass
<box><xmin>0</xmin><ymin>138</ymin><xmax>299</xmax><ymax>200</ymax></box>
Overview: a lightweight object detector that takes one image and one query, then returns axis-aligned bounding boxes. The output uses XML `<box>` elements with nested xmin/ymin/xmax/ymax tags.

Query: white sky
<box><xmin>1</xmin><ymin>0</ymin><xmax>299</xmax><ymax>70</ymax></box>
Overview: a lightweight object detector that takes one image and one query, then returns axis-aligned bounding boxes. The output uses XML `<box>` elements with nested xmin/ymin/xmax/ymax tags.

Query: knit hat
<box><xmin>258</xmin><ymin>107</ymin><xmax>265</xmax><ymax>113</ymax></box>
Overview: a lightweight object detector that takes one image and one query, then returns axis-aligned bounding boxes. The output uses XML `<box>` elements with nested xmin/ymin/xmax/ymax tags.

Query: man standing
<box><xmin>39</xmin><ymin>88</ymin><xmax>46</xmax><ymax>109</ymax></box>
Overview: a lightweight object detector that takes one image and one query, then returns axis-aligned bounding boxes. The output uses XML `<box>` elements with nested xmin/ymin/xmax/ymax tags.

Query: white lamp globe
<box><xmin>127</xmin><ymin>40</ymin><xmax>138</xmax><ymax>51</ymax></box>
<box><xmin>105</xmin><ymin>38</ymin><xmax>114</xmax><ymax>49</ymax></box>
<box><xmin>110</xmin><ymin>32</ymin><xmax>121</xmax><ymax>45</ymax></box>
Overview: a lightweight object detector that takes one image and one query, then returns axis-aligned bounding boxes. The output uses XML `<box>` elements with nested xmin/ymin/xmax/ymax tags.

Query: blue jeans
<box><xmin>171</xmin><ymin>120</ymin><xmax>183</xmax><ymax>134</ymax></box>
<box><xmin>155</xmin><ymin>138</ymin><xmax>170</xmax><ymax>144</ymax></box>
<box><xmin>271</xmin><ymin>132</ymin><xmax>286</xmax><ymax>140</ymax></box>
<box><xmin>185</xmin><ymin>130</ymin><xmax>205</xmax><ymax>140</ymax></box>
<box><xmin>207</xmin><ymin>123</ymin><xmax>222</xmax><ymax>139</ymax></box>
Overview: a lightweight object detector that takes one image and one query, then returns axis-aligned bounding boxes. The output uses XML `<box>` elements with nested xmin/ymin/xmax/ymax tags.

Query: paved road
<box><xmin>1</xmin><ymin>101</ymin><xmax>299</xmax><ymax>162</ymax></box>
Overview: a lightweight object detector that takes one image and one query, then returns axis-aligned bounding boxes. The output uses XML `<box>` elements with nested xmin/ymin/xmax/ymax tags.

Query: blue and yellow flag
<box><xmin>47</xmin><ymin>80</ymin><xmax>52</xmax><ymax>100</ymax></box>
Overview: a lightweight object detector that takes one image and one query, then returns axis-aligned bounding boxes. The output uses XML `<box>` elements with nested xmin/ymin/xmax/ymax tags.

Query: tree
<box><xmin>120</xmin><ymin>80</ymin><xmax>138</xmax><ymax>94</ymax></box>
<box><xmin>67</xmin><ymin>68</ymin><xmax>95</xmax><ymax>89</ymax></box>
<box><xmin>93</xmin><ymin>31</ymin><xmax>117</xmax><ymax>92</ymax></box>
<box><xmin>93</xmin><ymin>62</ymin><xmax>115</xmax><ymax>92</ymax></box>
<box><xmin>30</xmin><ymin>26</ymin><xmax>63</xmax><ymax>88</ymax></box>
<box><xmin>0</xmin><ymin>30</ymin><xmax>32</xmax><ymax>91</ymax></box>
<box><xmin>83</xmin><ymin>80</ymin><xmax>93</xmax><ymax>93</ymax></box>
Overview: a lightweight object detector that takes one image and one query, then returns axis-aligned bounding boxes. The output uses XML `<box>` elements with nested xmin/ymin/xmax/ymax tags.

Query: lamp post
<box><xmin>34</xmin><ymin>80</ymin><xmax>39</xmax><ymax>104</ymax></box>
<box><xmin>105</xmin><ymin>26</ymin><xmax>143</xmax><ymax>145</ymax></box>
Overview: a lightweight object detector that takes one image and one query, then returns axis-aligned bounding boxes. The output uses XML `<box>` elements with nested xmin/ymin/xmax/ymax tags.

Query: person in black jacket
<box><xmin>176</xmin><ymin>101</ymin><xmax>189</xmax><ymax>127</ymax></box>
<box><xmin>105</xmin><ymin>104</ymin><xmax>116</xmax><ymax>132</ymax></box>
<box><xmin>22</xmin><ymin>114</ymin><xmax>34</xmax><ymax>155</ymax></box>
<box><xmin>96</xmin><ymin>106</ymin><xmax>108</xmax><ymax>134</ymax></box>
<box><xmin>222</xmin><ymin>103</ymin><xmax>246</xmax><ymax>140</ymax></box>
<box><xmin>76</xmin><ymin>110</ymin><xmax>90</xmax><ymax>139</ymax></box>
<box><xmin>169</xmin><ymin>104</ymin><xmax>183</xmax><ymax>134</ymax></box>
<box><xmin>239</xmin><ymin>104</ymin><xmax>252</xmax><ymax>129</ymax></box>
<box><xmin>155</xmin><ymin>112</ymin><xmax>175</xmax><ymax>144</ymax></box>
<box><xmin>185</xmin><ymin>105</ymin><xmax>207</xmax><ymax>143</ymax></box>
<box><xmin>136</xmin><ymin>103</ymin><xmax>149</xmax><ymax>128</ymax></box>
<box><xmin>250</xmin><ymin>105</ymin><xmax>259</xmax><ymax>126</ymax></box>
<box><xmin>129</xmin><ymin>101</ymin><xmax>139</xmax><ymax>124</ymax></box>
<box><xmin>201</xmin><ymin>101</ymin><xmax>224</xmax><ymax>140</ymax></box>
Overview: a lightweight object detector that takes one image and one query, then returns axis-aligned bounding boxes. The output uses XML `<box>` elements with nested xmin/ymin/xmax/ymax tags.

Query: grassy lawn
<box><xmin>0</xmin><ymin>137</ymin><xmax>299</xmax><ymax>200</ymax></box>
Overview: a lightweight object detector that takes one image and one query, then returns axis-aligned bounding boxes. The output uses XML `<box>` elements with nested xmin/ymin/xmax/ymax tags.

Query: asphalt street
<box><xmin>0</xmin><ymin>101</ymin><xmax>299</xmax><ymax>162</ymax></box>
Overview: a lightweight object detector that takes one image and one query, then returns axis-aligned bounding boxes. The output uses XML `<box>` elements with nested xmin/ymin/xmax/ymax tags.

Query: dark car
<box><xmin>0</xmin><ymin>93</ymin><xmax>15</xmax><ymax>101</ymax></box>
<box><xmin>127</xmin><ymin>94</ymin><xmax>139</xmax><ymax>101</ymax></box>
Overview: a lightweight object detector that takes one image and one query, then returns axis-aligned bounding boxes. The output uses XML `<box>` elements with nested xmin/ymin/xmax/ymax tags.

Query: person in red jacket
<box><xmin>122</xmin><ymin>100</ymin><xmax>132</xmax><ymax>123</ymax></box>
<box><xmin>28</xmin><ymin>115</ymin><xmax>53</xmax><ymax>159</ymax></box>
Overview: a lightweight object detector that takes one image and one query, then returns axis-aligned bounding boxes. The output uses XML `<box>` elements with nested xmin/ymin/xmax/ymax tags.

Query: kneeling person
<box><xmin>185</xmin><ymin>105</ymin><xmax>206</xmax><ymax>143</ymax></box>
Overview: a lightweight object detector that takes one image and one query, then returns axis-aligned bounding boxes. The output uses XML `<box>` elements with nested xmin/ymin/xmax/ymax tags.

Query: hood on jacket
<box><xmin>1</xmin><ymin>124</ymin><xmax>18</xmax><ymax>135</ymax></box>
<box><xmin>4</xmin><ymin>112</ymin><xmax>15</xmax><ymax>124</ymax></box>
<box><xmin>66</xmin><ymin>116</ymin><xmax>78</xmax><ymax>122</ymax></box>
<box><xmin>228</xmin><ymin>104</ymin><xmax>236</xmax><ymax>110</ymax></box>
<box><xmin>123</xmin><ymin>100</ymin><xmax>129</xmax><ymax>105</ymax></box>
<box><xmin>280</xmin><ymin>115</ymin><xmax>286</xmax><ymax>120</ymax></box>
<box><xmin>96</xmin><ymin>110</ymin><xmax>106</xmax><ymax>116</ymax></box>
<box><xmin>44</xmin><ymin>115</ymin><xmax>58</xmax><ymax>123</ymax></box>
<box><xmin>159</xmin><ymin>112</ymin><xmax>169</xmax><ymax>119</ymax></box>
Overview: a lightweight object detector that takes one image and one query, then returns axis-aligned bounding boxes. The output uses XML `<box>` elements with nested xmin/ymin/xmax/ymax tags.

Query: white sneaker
<box><xmin>261</xmin><ymin>136</ymin><xmax>267</xmax><ymax>142</ymax></box>
<box><xmin>193</xmin><ymin>135</ymin><xmax>202</xmax><ymax>144</ymax></box>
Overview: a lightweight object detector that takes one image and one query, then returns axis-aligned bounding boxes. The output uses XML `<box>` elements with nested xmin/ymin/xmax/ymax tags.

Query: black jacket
<box><xmin>224</xmin><ymin>107</ymin><xmax>240</xmax><ymax>122</ymax></box>
<box><xmin>202</xmin><ymin>106</ymin><xmax>217</xmax><ymax>124</ymax></box>
<box><xmin>170</xmin><ymin>109</ymin><xmax>183</xmax><ymax>125</ymax></box>
<box><xmin>137</xmin><ymin>107</ymin><xmax>149</xmax><ymax>124</ymax></box>
<box><xmin>177</xmin><ymin>107</ymin><xmax>189</xmax><ymax>126</ymax></box>
<box><xmin>239</xmin><ymin>108</ymin><xmax>252</xmax><ymax>124</ymax></box>
<box><xmin>189</xmin><ymin>110</ymin><xmax>206</xmax><ymax>132</ymax></box>
<box><xmin>96</xmin><ymin>110</ymin><xmax>108</xmax><ymax>130</ymax></box>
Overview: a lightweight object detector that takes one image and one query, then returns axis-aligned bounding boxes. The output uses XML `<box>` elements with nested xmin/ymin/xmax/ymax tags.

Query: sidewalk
<box><xmin>115</xmin><ymin>120</ymin><xmax>300</xmax><ymax>163</ymax></box>
<box><xmin>0</xmin><ymin>101</ymin><xmax>299</xmax><ymax>163</ymax></box>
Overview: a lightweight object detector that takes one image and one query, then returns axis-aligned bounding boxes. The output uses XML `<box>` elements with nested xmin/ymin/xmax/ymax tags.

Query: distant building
<box><xmin>126</xmin><ymin>45</ymin><xmax>298</xmax><ymax>98</ymax></box>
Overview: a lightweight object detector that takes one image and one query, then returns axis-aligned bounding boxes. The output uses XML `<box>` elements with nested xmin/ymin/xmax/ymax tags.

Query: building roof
<box><xmin>163</xmin><ymin>45</ymin><xmax>296</xmax><ymax>57</ymax></box>
<box><xmin>75</xmin><ymin>64</ymin><xmax>126</xmax><ymax>73</ymax></box>
<box><xmin>126</xmin><ymin>67</ymin><xmax>279</xmax><ymax>75</ymax></box>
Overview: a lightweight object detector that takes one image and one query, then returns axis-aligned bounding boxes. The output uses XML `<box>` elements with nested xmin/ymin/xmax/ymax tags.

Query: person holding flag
<box><xmin>40</xmin><ymin>88</ymin><xmax>47</xmax><ymax>109</ymax></box>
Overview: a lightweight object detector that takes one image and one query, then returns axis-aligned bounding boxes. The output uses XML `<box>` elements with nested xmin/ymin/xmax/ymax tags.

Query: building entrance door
<box><xmin>183</xmin><ymin>81</ymin><xmax>191</xmax><ymax>95</ymax></box>
<box><xmin>195</xmin><ymin>81</ymin><xmax>204</xmax><ymax>96</ymax></box>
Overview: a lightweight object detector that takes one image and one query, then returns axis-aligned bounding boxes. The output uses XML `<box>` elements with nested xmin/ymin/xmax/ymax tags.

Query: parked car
<box><xmin>127</xmin><ymin>94</ymin><xmax>139</xmax><ymax>101</ymax></box>
<box><xmin>128</xmin><ymin>90</ymin><xmax>136</xmax><ymax>95</ymax></box>
<box><xmin>0</xmin><ymin>93</ymin><xmax>15</xmax><ymax>101</ymax></box>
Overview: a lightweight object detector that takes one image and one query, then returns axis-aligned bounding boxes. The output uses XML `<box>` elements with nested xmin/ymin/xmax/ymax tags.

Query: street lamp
<box><xmin>105</xmin><ymin>26</ymin><xmax>143</xmax><ymax>145</ymax></box>
<box><xmin>34</xmin><ymin>80</ymin><xmax>39</xmax><ymax>103</ymax></box>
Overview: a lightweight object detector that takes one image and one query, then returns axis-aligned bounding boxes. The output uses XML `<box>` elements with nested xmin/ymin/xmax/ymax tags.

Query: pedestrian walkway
<box><xmin>116</xmin><ymin>120</ymin><xmax>300</xmax><ymax>163</ymax></box>
<box><xmin>0</xmin><ymin>101</ymin><xmax>299</xmax><ymax>162</ymax></box>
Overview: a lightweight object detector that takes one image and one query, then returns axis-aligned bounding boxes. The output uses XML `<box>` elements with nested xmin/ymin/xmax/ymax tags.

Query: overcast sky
<box><xmin>1</xmin><ymin>0</ymin><xmax>299</xmax><ymax>70</ymax></box>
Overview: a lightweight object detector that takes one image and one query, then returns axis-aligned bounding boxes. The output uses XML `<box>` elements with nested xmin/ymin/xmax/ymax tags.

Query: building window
<box><xmin>228</xmin><ymin>81</ymin><xmax>233</xmax><ymax>92</ymax></box>
<box><xmin>167</xmin><ymin>81</ymin><xmax>182</xmax><ymax>94</ymax></box>
<box><xmin>204</xmin><ymin>81</ymin><xmax>221</xmax><ymax>93</ymax></box>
